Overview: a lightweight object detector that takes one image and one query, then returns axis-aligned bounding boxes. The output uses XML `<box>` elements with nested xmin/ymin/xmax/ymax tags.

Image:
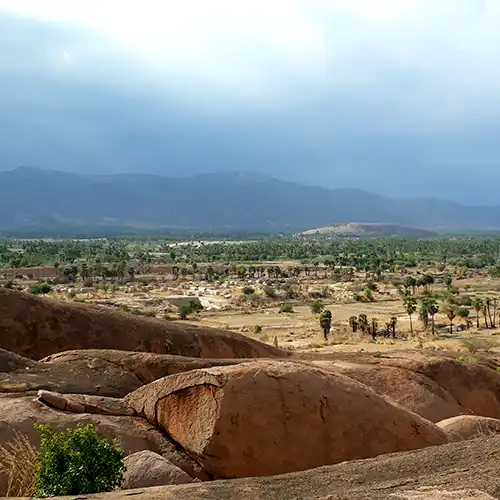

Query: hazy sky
<box><xmin>1</xmin><ymin>0</ymin><xmax>499</xmax><ymax>203</ymax></box>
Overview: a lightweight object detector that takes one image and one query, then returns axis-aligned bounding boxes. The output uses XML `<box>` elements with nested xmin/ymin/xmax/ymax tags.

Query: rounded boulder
<box><xmin>126</xmin><ymin>361</ymin><xmax>447</xmax><ymax>478</ymax></box>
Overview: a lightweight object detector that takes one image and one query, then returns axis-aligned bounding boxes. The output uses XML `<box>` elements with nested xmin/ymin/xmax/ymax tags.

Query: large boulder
<box><xmin>0</xmin><ymin>355</ymin><xmax>143</xmax><ymax>397</ymax></box>
<box><xmin>126</xmin><ymin>361</ymin><xmax>447</xmax><ymax>478</ymax></box>
<box><xmin>437</xmin><ymin>415</ymin><xmax>500</xmax><ymax>442</ymax></box>
<box><xmin>41</xmin><ymin>350</ymin><xmax>243</xmax><ymax>385</ymax></box>
<box><xmin>123</xmin><ymin>451</ymin><xmax>193</xmax><ymax>489</ymax></box>
<box><xmin>314</xmin><ymin>360</ymin><xmax>465</xmax><ymax>422</ymax></box>
<box><xmin>382</xmin><ymin>355</ymin><xmax>500</xmax><ymax>420</ymax></box>
<box><xmin>0</xmin><ymin>288</ymin><xmax>287</xmax><ymax>360</ymax></box>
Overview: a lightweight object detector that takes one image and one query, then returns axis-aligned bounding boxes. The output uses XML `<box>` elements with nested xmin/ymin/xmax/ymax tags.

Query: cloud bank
<box><xmin>1</xmin><ymin>0</ymin><xmax>500</xmax><ymax>203</ymax></box>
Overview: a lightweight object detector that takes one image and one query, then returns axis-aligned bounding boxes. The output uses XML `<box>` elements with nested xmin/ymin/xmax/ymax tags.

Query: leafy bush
<box><xmin>178</xmin><ymin>300</ymin><xmax>204</xmax><ymax>319</ymax></box>
<box><xmin>242</xmin><ymin>286</ymin><xmax>255</xmax><ymax>296</ymax></box>
<box><xmin>309</xmin><ymin>300</ymin><xmax>324</xmax><ymax>315</ymax></box>
<box><xmin>279</xmin><ymin>302</ymin><xmax>294</xmax><ymax>313</ymax></box>
<box><xmin>28</xmin><ymin>283</ymin><xmax>52</xmax><ymax>295</ymax></box>
<box><xmin>34</xmin><ymin>424</ymin><xmax>124</xmax><ymax>497</ymax></box>
<box><xmin>262</xmin><ymin>285</ymin><xmax>277</xmax><ymax>298</ymax></box>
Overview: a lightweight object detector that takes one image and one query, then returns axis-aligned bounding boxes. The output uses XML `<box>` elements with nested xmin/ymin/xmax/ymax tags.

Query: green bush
<box><xmin>309</xmin><ymin>300</ymin><xmax>324</xmax><ymax>314</ymax></box>
<box><xmin>242</xmin><ymin>286</ymin><xmax>255</xmax><ymax>296</ymax></box>
<box><xmin>262</xmin><ymin>285</ymin><xmax>277</xmax><ymax>298</ymax></box>
<box><xmin>33</xmin><ymin>424</ymin><xmax>124</xmax><ymax>497</ymax></box>
<box><xmin>279</xmin><ymin>302</ymin><xmax>294</xmax><ymax>313</ymax></box>
<box><xmin>178</xmin><ymin>300</ymin><xmax>204</xmax><ymax>319</ymax></box>
<box><xmin>28</xmin><ymin>283</ymin><xmax>52</xmax><ymax>295</ymax></box>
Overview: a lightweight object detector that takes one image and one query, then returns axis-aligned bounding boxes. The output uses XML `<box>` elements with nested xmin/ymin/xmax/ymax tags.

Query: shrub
<box><xmin>28</xmin><ymin>283</ymin><xmax>52</xmax><ymax>295</ymax></box>
<box><xmin>253</xmin><ymin>325</ymin><xmax>263</xmax><ymax>334</ymax></box>
<box><xmin>309</xmin><ymin>300</ymin><xmax>324</xmax><ymax>315</ymax></box>
<box><xmin>262</xmin><ymin>285</ymin><xmax>277</xmax><ymax>298</ymax></box>
<box><xmin>34</xmin><ymin>424</ymin><xmax>124</xmax><ymax>497</ymax></box>
<box><xmin>242</xmin><ymin>286</ymin><xmax>255</xmax><ymax>296</ymax></box>
<box><xmin>279</xmin><ymin>302</ymin><xmax>294</xmax><ymax>313</ymax></box>
<box><xmin>178</xmin><ymin>300</ymin><xmax>203</xmax><ymax>319</ymax></box>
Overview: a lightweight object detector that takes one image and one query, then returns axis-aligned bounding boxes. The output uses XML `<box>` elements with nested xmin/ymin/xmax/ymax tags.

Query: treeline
<box><xmin>2</xmin><ymin>236</ymin><xmax>500</xmax><ymax>272</ymax></box>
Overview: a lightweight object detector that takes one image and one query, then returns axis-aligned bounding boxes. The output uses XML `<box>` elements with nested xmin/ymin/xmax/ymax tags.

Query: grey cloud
<box><xmin>1</xmin><ymin>7</ymin><xmax>500</xmax><ymax>204</ymax></box>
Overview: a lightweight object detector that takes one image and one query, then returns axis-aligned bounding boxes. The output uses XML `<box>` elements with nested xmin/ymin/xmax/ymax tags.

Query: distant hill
<box><xmin>301</xmin><ymin>223</ymin><xmax>438</xmax><ymax>238</ymax></box>
<box><xmin>1</xmin><ymin>167</ymin><xmax>500</xmax><ymax>233</ymax></box>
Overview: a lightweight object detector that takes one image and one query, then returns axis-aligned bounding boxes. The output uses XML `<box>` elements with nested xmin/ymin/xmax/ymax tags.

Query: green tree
<box><xmin>310</xmin><ymin>300</ymin><xmax>324</xmax><ymax>315</ymax></box>
<box><xmin>457</xmin><ymin>307</ymin><xmax>470</xmax><ymax>329</ymax></box>
<box><xmin>426</xmin><ymin>298</ymin><xmax>439</xmax><ymax>336</ymax></box>
<box><xmin>473</xmin><ymin>297</ymin><xmax>483</xmax><ymax>329</ymax></box>
<box><xmin>34</xmin><ymin>424</ymin><xmax>124</xmax><ymax>497</ymax></box>
<box><xmin>444</xmin><ymin>274</ymin><xmax>453</xmax><ymax>291</ymax></box>
<box><xmin>444</xmin><ymin>303</ymin><xmax>456</xmax><ymax>335</ymax></box>
<box><xmin>319</xmin><ymin>309</ymin><xmax>332</xmax><ymax>341</ymax></box>
<box><xmin>404</xmin><ymin>296</ymin><xmax>417</xmax><ymax>335</ymax></box>
<box><xmin>419</xmin><ymin>299</ymin><xmax>430</xmax><ymax>329</ymax></box>
<box><xmin>404</xmin><ymin>276</ymin><xmax>417</xmax><ymax>295</ymax></box>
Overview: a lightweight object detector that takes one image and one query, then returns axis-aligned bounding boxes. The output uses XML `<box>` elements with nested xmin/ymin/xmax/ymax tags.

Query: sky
<box><xmin>0</xmin><ymin>0</ymin><xmax>499</xmax><ymax>203</ymax></box>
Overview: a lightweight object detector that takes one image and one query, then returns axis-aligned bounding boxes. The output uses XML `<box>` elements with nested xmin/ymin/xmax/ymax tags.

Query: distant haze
<box><xmin>1</xmin><ymin>1</ymin><xmax>500</xmax><ymax>203</ymax></box>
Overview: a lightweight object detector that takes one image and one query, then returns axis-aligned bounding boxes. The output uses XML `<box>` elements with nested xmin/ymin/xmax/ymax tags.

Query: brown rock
<box><xmin>316</xmin><ymin>361</ymin><xmax>465</xmax><ymax>422</ymax></box>
<box><xmin>123</xmin><ymin>450</ymin><xmax>193</xmax><ymax>489</ymax></box>
<box><xmin>126</xmin><ymin>361</ymin><xmax>447</xmax><ymax>478</ymax></box>
<box><xmin>0</xmin><ymin>288</ymin><xmax>286</xmax><ymax>360</ymax></box>
<box><xmin>382</xmin><ymin>355</ymin><xmax>500</xmax><ymax>419</ymax></box>
<box><xmin>0</xmin><ymin>356</ymin><xmax>143</xmax><ymax>397</ymax></box>
<box><xmin>37</xmin><ymin>390</ymin><xmax>135</xmax><ymax>416</ymax></box>
<box><xmin>47</xmin><ymin>435</ymin><xmax>500</xmax><ymax>500</ymax></box>
<box><xmin>437</xmin><ymin>415</ymin><xmax>500</xmax><ymax>442</ymax></box>
<box><xmin>41</xmin><ymin>349</ymin><xmax>243</xmax><ymax>385</ymax></box>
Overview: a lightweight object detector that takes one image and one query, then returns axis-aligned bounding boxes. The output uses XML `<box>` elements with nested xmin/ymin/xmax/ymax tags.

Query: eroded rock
<box><xmin>126</xmin><ymin>360</ymin><xmax>447</xmax><ymax>478</ymax></box>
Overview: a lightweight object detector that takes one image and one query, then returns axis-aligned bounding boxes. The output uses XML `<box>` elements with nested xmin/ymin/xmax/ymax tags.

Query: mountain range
<box><xmin>1</xmin><ymin>167</ymin><xmax>499</xmax><ymax>234</ymax></box>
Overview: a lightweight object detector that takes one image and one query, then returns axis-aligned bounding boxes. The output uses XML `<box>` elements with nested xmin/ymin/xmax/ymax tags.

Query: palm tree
<box><xmin>404</xmin><ymin>296</ymin><xmax>417</xmax><ymax>335</ymax></box>
<box><xmin>444</xmin><ymin>303</ymin><xmax>456</xmax><ymax>335</ymax></box>
<box><xmin>426</xmin><ymin>299</ymin><xmax>439</xmax><ymax>336</ymax></box>
<box><xmin>419</xmin><ymin>299</ymin><xmax>430</xmax><ymax>329</ymax></box>
<box><xmin>457</xmin><ymin>307</ymin><xmax>470</xmax><ymax>329</ymax></box>
<box><xmin>390</xmin><ymin>316</ymin><xmax>397</xmax><ymax>338</ymax></box>
<box><xmin>358</xmin><ymin>314</ymin><xmax>369</xmax><ymax>333</ymax></box>
<box><xmin>371</xmin><ymin>318</ymin><xmax>378</xmax><ymax>341</ymax></box>
<box><xmin>348</xmin><ymin>316</ymin><xmax>358</xmax><ymax>333</ymax></box>
<box><xmin>473</xmin><ymin>297</ymin><xmax>483</xmax><ymax>329</ymax></box>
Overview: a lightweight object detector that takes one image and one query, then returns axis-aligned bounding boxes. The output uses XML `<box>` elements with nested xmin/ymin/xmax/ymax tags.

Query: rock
<box><xmin>123</xmin><ymin>451</ymin><xmax>193</xmax><ymax>489</ymax></box>
<box><xmin>41</xmin><ymin>350</ymin><xmax>243</xmax><ymax>385</ymax></box>
<box><xmin>318</xmin><ymin>360</ymin><xmax>465</xmax><ymax>422</ymax></box>
<box><xmin>51</xmin><ymin>435</ymin><xmax>500</xmax><ymax>500</ymax></box>
<box><xmin>0</xmin><ymin>288</ymin><xmax>288</xmax><ymax>360</ymax></box>
<box><xmin>37</xmin><ymin>390</ymin><xmax>135</xmax><ymax>416</ymax></box>
<box><xmin>382</xmin><ymin>355</ymin><xmax>500</xmax><ymax>420</ymax></box>
<box><xmin>0</xmin><ymin>356</ymin><xmax>143</xmax><ymax>397</ymax></box>
<box><xmin>437</xmin><ymin>415</ymin><xmax>500</xmax><ymax>442</ymax></box>
<box><xmin>126</xmin><ymin>361</ymin><xmax>447</xmax><ymax>478</ymax></box>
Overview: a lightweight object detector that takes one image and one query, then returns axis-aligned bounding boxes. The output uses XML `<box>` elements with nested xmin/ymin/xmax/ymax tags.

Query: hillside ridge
<box><xmin>1</xmin><ymin>167</ymin><xmax>499</xmax><ymax>232</ymax></box>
